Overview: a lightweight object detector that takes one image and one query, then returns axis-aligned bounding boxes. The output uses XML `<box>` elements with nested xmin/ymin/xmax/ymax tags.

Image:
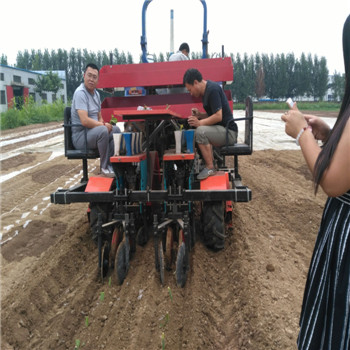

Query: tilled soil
<box><xmin>1</xmin><ymin>120</ymin><xmax>328</xmax><ymax>350</ymax></box>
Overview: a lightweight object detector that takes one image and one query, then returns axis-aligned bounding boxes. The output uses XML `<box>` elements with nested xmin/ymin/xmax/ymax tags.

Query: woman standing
<box><xmin>281</xmin><ymin>15</ymin><xmax>350</xmax><ymax>350</ymax></box>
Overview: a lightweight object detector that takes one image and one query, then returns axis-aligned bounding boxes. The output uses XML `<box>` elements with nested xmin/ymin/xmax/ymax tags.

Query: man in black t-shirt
<box><xmin>183</xmin><ymin>68</ymin><xmax>238</xmax><ymax>180</ymax></box>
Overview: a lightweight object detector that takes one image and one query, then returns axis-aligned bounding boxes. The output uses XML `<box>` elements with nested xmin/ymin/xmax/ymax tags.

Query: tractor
<box><xmin>50</xmin><ymin>0</ymin><xmax>253</xmax><ymax>287</ymax></box>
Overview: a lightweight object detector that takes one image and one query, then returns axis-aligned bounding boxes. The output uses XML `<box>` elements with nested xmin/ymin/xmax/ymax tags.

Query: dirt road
<box><xmin>1</xmin><ymin>115</ymin><xmax>328</xmax><ymax>350</ymax></box>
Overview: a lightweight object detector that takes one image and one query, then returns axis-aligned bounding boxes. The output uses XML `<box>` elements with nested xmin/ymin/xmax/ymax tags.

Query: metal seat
<box><xmin>219</xmin><ymin>96</ymin><xmax>253</xmax><ymax>157</ymax></box>
<box><xmin>63</xmin><ymin>106</ymin><xmax>99</xmax><ymax>182</ymax></box>
<box><xmin>216</xmin><ymin>97</ymin><xmax>253</xmax><ymax>180</ymax></box>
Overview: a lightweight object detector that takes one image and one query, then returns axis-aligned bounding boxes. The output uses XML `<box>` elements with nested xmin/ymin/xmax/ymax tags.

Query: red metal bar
<box><xmin>110</xmin><ymin>153</ymin><xmax>147</xmax><ymax>163</ymax></box>
<box><xmin>163</xmin><ymin>153</ymin><xmax>195</xmax><ymax>161</ymax></box>
<box><xmin>98</xmin><ymin>57</ymin><xmax>233</xmax><ymax>89</ymax></box>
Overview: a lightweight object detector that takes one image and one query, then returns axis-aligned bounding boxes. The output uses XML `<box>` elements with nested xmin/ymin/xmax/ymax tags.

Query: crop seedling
<box><xmin>167</xmin><ymin>286</ymin><xmax>173</xmax><ymax>302</ymax></box>
<box><xmin>100</xmin><ymin>292</ymin><xmax>105</xmax><ymax>301</ymax></box>
<box><xmin>85</xmin><ymin>316</ymin><xmax>89</xmax><ymax>327</ymax></box>
<box><xmin>161</xmin><ymin>332</ymin><xmax>165</xmax><ymax>350</ymax></box>
<box><xmin>159</xmin><ymin>312</ymin><xmax>169</xmax><ymax>328</ymax></box>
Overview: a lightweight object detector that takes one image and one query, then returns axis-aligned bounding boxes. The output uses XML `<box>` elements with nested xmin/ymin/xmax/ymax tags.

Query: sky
<box><xmin>2</xmin><ymin>0</ymin><xmax>350</xmax><ymax>74</ymax></box>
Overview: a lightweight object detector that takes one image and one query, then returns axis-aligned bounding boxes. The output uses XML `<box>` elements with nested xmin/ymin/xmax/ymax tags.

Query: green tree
<box><xmin>16</xmin><ymin>50</ymin><xmax>31</xmax><ymax>69</ymax></box>
<box><xmin>255</xmin><ymin>63</ymin><xmax>265</xmax><ymax>99</ymax></box>
<box><xmin>0</xmin><ymin>54</ymin><xmax>7</xmax><ymax>65</ymax></box>
<box><xmin>286</xmin><ymin>53</ymin><xmax>296</xmax><ymax>98</ymax></box>
<box><xmin>34</xmin><ymin>71</ymin><xmax>62</xmax><ymax>97</ymax></box>
<box><xmin>310</xmin><ymin>55</ymin><xmax>329</xmax><ymax>101</ymax></box>
<box><xmin>332</xmin><ymin>72</ymin><xmax>345</xmax><ymax>101</ymax></box>
<box><xmin>127</xmin><ymin>52</ymin><xmax>134</xmax><ymax>64</ymax></box>
<box><xmin>42</xmin><ymin>49</ymin><xmax>51</xmax><ymax>70</ymax></box>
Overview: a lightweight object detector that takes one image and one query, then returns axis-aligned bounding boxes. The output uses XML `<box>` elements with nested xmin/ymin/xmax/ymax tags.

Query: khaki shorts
<box><xmin>194</xmin><ymin>125</ymin><xmax>237</xmax><ymax>147</ymax></box>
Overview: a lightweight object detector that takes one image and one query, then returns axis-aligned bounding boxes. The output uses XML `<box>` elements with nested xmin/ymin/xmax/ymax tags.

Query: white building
<box><xmin>0</xmin><ymin>65</ymin><xmax>67</xmax><ymax>113</ymax></box>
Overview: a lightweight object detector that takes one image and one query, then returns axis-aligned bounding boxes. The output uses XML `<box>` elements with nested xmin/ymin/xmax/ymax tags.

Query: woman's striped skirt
<box><xmin>298</xmin><ymin>191</ymin><xmax>350</xmax><ymax>350</ymax></box>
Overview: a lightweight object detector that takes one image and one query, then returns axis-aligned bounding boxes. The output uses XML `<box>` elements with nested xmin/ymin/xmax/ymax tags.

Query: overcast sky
<box><xmin>2</xmin><ymin>0</ymin><xmax>350</xmax><ymax>74</ymax></box>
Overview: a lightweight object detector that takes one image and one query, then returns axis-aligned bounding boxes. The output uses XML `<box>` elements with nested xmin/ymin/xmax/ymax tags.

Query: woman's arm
<box><xmin>282</xmin><ymin>111</ymin><xmax>350</xmax><ymax>197</ymax></box>
<box><xmin>313</xmin><ymin>118</ymin><xmax>350</xmax><ymax>197</ymax></box>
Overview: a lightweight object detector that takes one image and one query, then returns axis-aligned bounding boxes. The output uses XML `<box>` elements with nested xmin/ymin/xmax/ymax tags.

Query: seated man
<box><xmin>71</xmin><ymin>63</ymin><xmax>120</xmax><ymax>176</ymax></box>
<box><xmin>183</xmin><ymin>68</ymin><xmax>238</xmax><ymax>179</ymax></box>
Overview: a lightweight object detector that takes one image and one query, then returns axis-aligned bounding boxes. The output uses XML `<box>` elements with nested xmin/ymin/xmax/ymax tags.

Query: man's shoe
<box><xmin>197</xmin><ymin>167</ymin><xmax>216</xmax><ymax>180</ymax></box>
<box><xmin>101</xmin><ymin>167</ymin><xmax>114</xmax><ymax>177</ymax></box>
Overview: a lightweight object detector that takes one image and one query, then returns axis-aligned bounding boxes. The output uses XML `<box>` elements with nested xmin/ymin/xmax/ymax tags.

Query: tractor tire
<box><xmin>202</xmin><ymin>201</ymin><xmax>225</xmax><ymax>251</ymax></box>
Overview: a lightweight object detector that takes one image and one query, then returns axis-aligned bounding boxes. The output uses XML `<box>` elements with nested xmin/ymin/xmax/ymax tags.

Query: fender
<box><xmin>85</xmin><ymin>177</ymin><xmax>114</xmax><ymax>192</ymax></box>
<box><xmin>200</xmin><ymin>171</ymin><xmax>229</xmax><ymax>191</ymax></box>
<box><xmin>200</xmin><ymin>172</ymin><xmax>232</xmax><ymax>213</ymax></box>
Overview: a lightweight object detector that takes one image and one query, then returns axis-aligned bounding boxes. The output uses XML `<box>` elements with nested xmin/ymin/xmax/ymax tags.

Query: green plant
<box><xmin>161</xmin><ymin>332</ymin><xmax>165</xmax><ymax>350</ymax></box>
<box><xmin>167</xmin><ymin>286</ymin><xmax>173</xmax><ymax>302</ymax></box>
<box><xmin>0</xmin><ymin>98</ymin><xmax>65</xmax><ymax>130</ymax></box>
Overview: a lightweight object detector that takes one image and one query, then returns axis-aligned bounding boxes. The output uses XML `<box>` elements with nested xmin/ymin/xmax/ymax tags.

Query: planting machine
<box><xmin>50</xmin><ymin>0</ymin><xmax>253</xmax><ymax>287</ymax></box>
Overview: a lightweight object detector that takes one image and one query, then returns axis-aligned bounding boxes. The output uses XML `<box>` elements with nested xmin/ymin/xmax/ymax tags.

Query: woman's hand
<box><xmin>281</xmin><ymin>110</ymin><xmax>308</xmax><ymax>139</ymax></box>
<box><xmin>304</xmin><ymin>115</ymin><xmax>331</xmax><ymax>142</ymax></box>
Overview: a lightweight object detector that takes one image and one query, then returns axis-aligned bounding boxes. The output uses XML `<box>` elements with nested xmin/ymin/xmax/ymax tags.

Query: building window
<box><xmin>61</xmin><ymin>95</ymin><xmax>66</xmax><ymax>104</ymax></box>
<box><xmin>41</xmin><ymin>93</ymin><xmax>47</xmax><ymax>101</ymax></box>
<box><xmin>1</xmin><ymin>90</ymin><xmax>6</xmax><ymax>104</ymax></box>
<box><xmin>28</xmin><ymin>78</ymin><xmax>35</xmax><ymax>85</ymax></box>
<box><xmin>0</xmin><ymin>73</ymin><xmax>4</xmax><ymax>81</ymax></box>
<box><xmin>13</xmin><ymin>75</ymin><xmax>21</xmax><ymax>83</ymax></box>
<box><xmin>30</xmin><ymin>92</ymin><xmax>36</xmax><ymax>102</ymax></box>
<box><xmin>52</xmin><ymin>93</ymin><xmax>57</xmax><ymax>102</ymax></box>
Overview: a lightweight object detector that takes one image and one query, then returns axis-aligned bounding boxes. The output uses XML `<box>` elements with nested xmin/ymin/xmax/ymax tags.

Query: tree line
<box><xmin>228</xmin><ymin>52</ymin><xmax>344</xmax><ymax>102</ymax></box>
<box><xmin>1</xmin><ymin>49</ymin><xmax>345</xmax><ymax>102</ymax></box>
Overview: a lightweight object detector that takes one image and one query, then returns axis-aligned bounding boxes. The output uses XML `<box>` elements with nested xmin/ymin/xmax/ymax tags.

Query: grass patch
<box><xmin>0</xmin><ymin>97</ymin><xmax>66</xmax><ymax>130</ymax></box>
<box><xmin>234</xmin><ymin>101</ymin><xmax>341</xmax><ymax>111</ymax></box>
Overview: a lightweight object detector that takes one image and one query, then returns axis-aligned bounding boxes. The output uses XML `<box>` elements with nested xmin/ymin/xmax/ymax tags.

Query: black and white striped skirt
<box><xmin>298</xmin><ymin>191</ymin><xmax>350</xmax><ymax>350</ymax></box>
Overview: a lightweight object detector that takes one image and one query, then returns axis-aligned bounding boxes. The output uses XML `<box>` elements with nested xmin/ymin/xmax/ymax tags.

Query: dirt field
<box><xmin>1</xmin><ymin>116</ymin><xmax>329</xmax><ymax>350</ymax></box>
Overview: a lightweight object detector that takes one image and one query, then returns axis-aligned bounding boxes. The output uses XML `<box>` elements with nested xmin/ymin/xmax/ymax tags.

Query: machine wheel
<box><xmin>100</xmin><ymin>241</ymin><xmax>110</xmax><ymax>282</ymax></box>
<box><xmin>165</xmin><ymin>226</ymin><xmax>174</xmax><ymax>270</ymax></box>
<box><xmin>178</xmin><ymin>228</ymin><xmax>185</xmax><ymax>246</ymax></box>
<box><xmin>110</xmin><ymin>226</ymin><xmax>122</xmax><ymax>268</ymax></box>
<box><xmin>202</xmin><ymin>201</ymin><xmax>225</xmax><ymax>250</ymax></box>
<box><xmin>176</xmin><ymin>242</ymin><xmax>188</xmax><ymax>288</ymax></box>
<box><xmin>136</xmin><ymin>226</ymin><xmax>148</xmax><ymax>246</ymax></box>
<box><xmin>89</xmin><ymin>203</ymin><xmax>110</xmax><ymax>242</ymax></box>
<box><xmin>158</xmin><ymin>241</ymin><xmax>165</xmax><ymax>286</ymax></box>
<box><xmin>114</xmin><ymin>239</ymin><xmax>130</xmax><ymax>285</ymax></box>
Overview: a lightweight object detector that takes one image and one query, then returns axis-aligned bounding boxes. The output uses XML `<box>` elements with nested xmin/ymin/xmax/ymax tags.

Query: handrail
<box><xmin>141</xmin><ymin>0</ymin><xmax>153</xmax><ymax>63</ymax></box>
<box><xmin>140</xmin><ymin>0</ymin><xmax>208</xmax><ymax>63</ymax></box>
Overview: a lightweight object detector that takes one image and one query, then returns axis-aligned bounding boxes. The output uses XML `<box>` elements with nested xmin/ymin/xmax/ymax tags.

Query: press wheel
<box><xmin>114</xmin><ymin>238</ymin><xmax>130</xmax><ymax>285</ymax></box>
<box><xmin>158</xmin><ymin>241</ymin><xmax>165</xmax><ymax>286</ymax></box>
<box><xmin>110</xmin><ymin>226</ymin><xmax>122</xmax><ymax>268</ymax></box>
<box><xmin>176</xmin><ymin>242</ymin><xmax>188</xmax><ymax>288</ymax></box>
<box><xmin>100</xmin><ymin>241</ymin><xmax>110</xmax><ymax>282</ymax></box>
<box><xmin>165</xmin><ymin>226</ymin><xmax>174</xmax><ymax>270</ymax></box>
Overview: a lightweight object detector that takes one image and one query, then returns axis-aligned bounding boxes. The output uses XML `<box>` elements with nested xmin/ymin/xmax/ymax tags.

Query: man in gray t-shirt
<box><xmin>71</xmin><ymin>63</ymin><xmax>120</xmax><ymax>175</ymax></box>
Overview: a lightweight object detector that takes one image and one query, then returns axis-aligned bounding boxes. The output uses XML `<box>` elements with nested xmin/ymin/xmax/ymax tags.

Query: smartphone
<box><xmin>286</xmin><ymin>98</ymin><xmax>295</xmax><ymax>109</ymax></box>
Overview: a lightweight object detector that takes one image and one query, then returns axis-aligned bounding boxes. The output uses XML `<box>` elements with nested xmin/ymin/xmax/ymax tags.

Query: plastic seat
<box><xmin>63</xmin><ymin>106</ymin><xmax>99</xmax><ymax>182</ymax></box>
